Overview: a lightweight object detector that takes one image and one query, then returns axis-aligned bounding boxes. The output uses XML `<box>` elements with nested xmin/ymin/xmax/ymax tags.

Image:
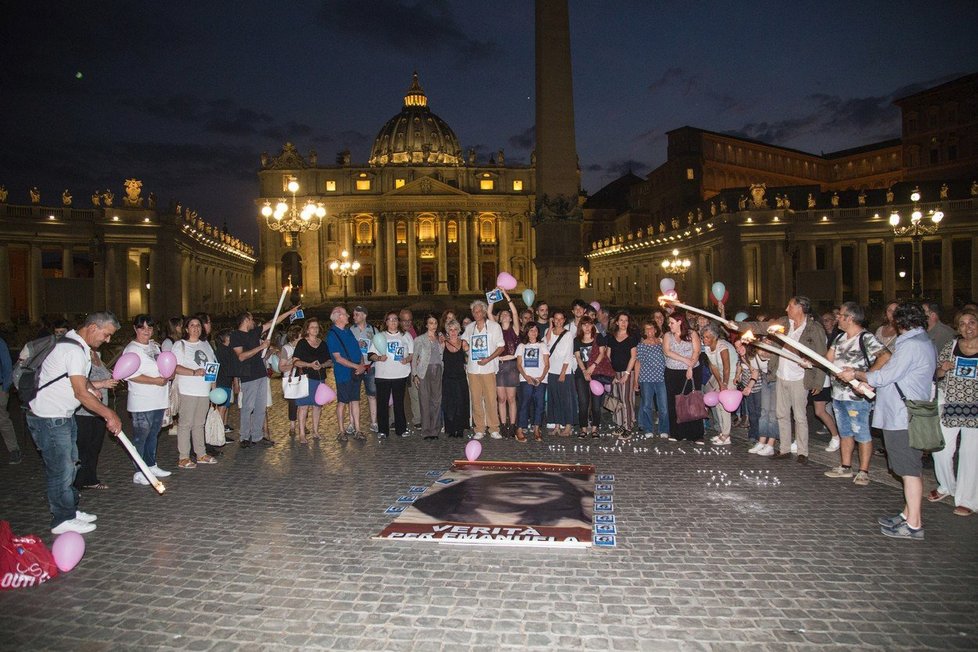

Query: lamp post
<box><xmin>660</xmin><ymin>248</ymin><xmax>691</xmax><ymax>277</ymax></box>
<box><xmin>889</xmin><ymin>186</ymin><xmax>943</xmax><ymax>300</ymax></box>
<box><xmin>329</xmin><ymin>250</ymin><xmax>360</xmax><ymax>301</ymax></box>
<box><xmin>260</xmin><ymin>177</ymin><xmax>324</xmax><ymax>247</ymax></box>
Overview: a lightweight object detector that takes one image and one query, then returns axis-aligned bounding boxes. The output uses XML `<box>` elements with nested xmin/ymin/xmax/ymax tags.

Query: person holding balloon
<box><xmin>701</xmin><ymin>322</ymin><xmax>739</xmax><ymax>446</ymax></box>
<box><xmin>573</xmin><ymin>316</ymin><xmax>606</xmax><ymax>438</ymax></box>
<box><xmin>292</xmin><ymin>317</ymin><xmax>330</xmax><ymax>443</ymax></box>
<box><xmin>488</xmin><ymin>290</ymin><xmax>521</xmax><ymax>438</ymax></box>
<box><xmin>172</xmin><ymin>315</ymin><xmax>218</xmax><ymax>469</ymax></box>
<box><xmin>515</xmin><ymin>322</ymin><xmax>550</xmax><ymax>442</ymax></box>
<box><xmin>121</xmin><ymin>315</ymin><xmax>174</xmax><ymax>485</ymax></box>
<box><xmin>461</xmin><ymin>300</ymin><xmax>505</xmax><ymax>440</ymax></box>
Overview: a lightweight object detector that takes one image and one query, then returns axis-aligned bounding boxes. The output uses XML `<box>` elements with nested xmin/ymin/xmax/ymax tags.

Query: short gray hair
<box><xmin>469</xmin><ymin>300</ymin><xmax>488</xmax><ymax>313</ymax></box>
<box><xmin>445</xmin><ymin>319</ymin><xmax>461</xmax><ymax>332</ymax></box>
<box><xmin>82</xmin><ymin>311</ymin><xmax>120</xmax><ymax>330</ymax></box>
<box><xmin>330</xmin><ymin>306</ymin><xmax>348</xmax><ymax>324</ymax></box>
<box><xmin>790</xmin><ymin>295</ymin><xmax>812</xmax><ymax>316</ymax></box>
<box><xmin>840</xmin><ymin>301</ymin><xmax>866</xmax><ymax>327</ymax></box>
<box><xmin>701</xmin><ymin>321</ymin><xmax>726</xmax><ymax>340</ymax></box>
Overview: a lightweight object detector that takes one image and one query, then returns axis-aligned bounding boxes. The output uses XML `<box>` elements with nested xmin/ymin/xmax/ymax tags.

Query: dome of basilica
<box><xmin>368</xmin><ymin>73</ymin><xmax>462</xmax><ymax>167</ymax></box>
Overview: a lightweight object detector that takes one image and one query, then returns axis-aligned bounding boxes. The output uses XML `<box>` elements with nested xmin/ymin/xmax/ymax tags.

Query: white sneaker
<box><xmin>659</xmin><ymin>433</ymin><xmax>670</xmax><ymax>439</ymax></box>
<box><xmin>790</xmin><ymin>441</ymin><xmax>798</xmax><ymax>454</ymax></box>
<box><xmin>546</xmin><ymin>423</ymin><xmax>556</xmax><ymax>430</ymax></box>
<box><xmin>75</xmin><ymin>510</ymin><xmax>97</xmax><ymax>523</ymax></box>
<box><xmin>148</xmin><ymin>465</ymin><xmax>171</xmax><ymax>477</ymax></box>
<box><xmin>133</xmin><ymin>472</ymin><xmax>151</xmax><ymax>486</ymax></box>
<box><xmin>52</xmin><ymin>518</ymin><xmax>96</xmax><ymax>534</ymax></box>
<box><xmin>473</xmin><ymin>432</ymin><xmax>485</xmax><ymax>440</ymax></box>
<box><xmin>747</xmin><ymin>442</ymin><xmax>763</xmax><ymax>454</ymax></box>
<box><xmin>824</xmin><ymin>437</ymin><xmax>841</xmax><ymax>452</ymax></box>
<box><xmin>756</xmin><ymin>444</ymin><xmax>775</xmax><ymax>457</ymax></box>
<box><xmin>490</xmin><ymin>431</ymin><xmax>502</xmax><ymax>440</ymax></box>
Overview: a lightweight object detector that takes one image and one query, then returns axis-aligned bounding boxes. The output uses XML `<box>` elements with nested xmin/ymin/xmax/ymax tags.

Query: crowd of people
<box><xmin>1</xmin><ymin>290</ymin><xmax>975</xmax><ymax>542</ymax></box>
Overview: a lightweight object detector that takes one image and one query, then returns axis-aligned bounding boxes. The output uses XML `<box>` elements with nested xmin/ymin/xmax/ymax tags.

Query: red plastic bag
<box><xmin>0</xmin><ymin>520</ymin><xmax>58</xmax><ymax>590</ymax></box>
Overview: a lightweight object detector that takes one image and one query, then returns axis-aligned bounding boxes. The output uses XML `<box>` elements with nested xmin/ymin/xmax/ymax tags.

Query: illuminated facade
<box><xmin>256</xmin><ymin>74</ymin><xmax>537</xmax><ymax>307</ymax></box>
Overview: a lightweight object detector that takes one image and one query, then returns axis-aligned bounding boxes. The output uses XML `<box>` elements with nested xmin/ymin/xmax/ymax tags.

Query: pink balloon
<box><xmin>718</xmin><ymin>389</ymin><xmax>743</xmax><ymax>413</ymax></box>
<box><xmin>52</xmin><ymin>531</ymin><xmax>86</xmax><ymax>572</ymax></box>
<box><xmin>112</xmin><ymin>352</ymin><xmax>141</xmax><ymax>380</ymax></box>
<box><xmin>314</xmin><ymin>383</ymin><xmax>336</xmax><ymax>405</ymax></box>
<box><xmin>589</xmin><ymin>379</ymin><xmax>605</xmax><ymax>396</ymax></box>
<box><xmin>703</xmin><ymin>391</ymin><xmax>720</xmax><ymax>407</ymax></box>
<box><xmin>589</xmin><ymin>301</ymin><xmax>601</xmax><ymax>312</ymax></box>
<box><xmin>496</xmin><ymin>272</ymin><xmax>517</xmax><ymax>291</ymax></box>
<box><xmin>156</xmin><ymin>351</ymin><xmax>177</xmax><ymax>378</ymax></box>
<box><xmin>465</xmin><ymin>440</ymin><xmax>482</xmax><ymax>462</ymax></box>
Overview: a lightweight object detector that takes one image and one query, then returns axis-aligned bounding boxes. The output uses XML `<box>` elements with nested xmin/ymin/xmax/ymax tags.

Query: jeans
<box><xmin>639</xmin><ymin>381</ymin><xmax>669</xmax><ymax>435</ymax></box>
<box><xmin>518</xmin><ymin>382</ymin><xmax>546</xmax><ymax>428</ymax></box>
<box><xmin>26</xmin><ymin>414</ymin><xmax>79</xmax><ymax>528</ymax></box>
<box><xmin>130</xmin><ymin>409</ymin><xmax>164</xmax><ymax>469</ymax></box>
<box><xmin>743</xmin><ymin>391</ymin><xmax>761</xmax><ymax>440</ymax></box>
<box><xmin>759</xmin><ymin>379</ymin><xmax>778</xmax><ymax>438</ymax></box>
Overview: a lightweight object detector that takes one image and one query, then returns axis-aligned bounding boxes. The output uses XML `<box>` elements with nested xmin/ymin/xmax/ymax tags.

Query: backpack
<box><xmin>11</xmin><ymin>336</ymin><xmax>84</xmax><ymax>405</ymax></box>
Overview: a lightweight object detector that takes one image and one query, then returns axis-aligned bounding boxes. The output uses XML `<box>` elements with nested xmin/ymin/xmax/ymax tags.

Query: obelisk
<box><xmin>533</xmin><ymin>0</ymin><xmax>582</xmax><ymax>308</ymax></box>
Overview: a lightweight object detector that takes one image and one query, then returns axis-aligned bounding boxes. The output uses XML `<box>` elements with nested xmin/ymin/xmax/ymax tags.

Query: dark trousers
<box><xmin>574</xmin><ymin>371</ymin><xmax>602</xmax><ymax>428</ymax></box>
<box><xmin>376</xmin><ymin>377</ymin><xmax>408</xmax><ymax>435</ymax></box>
<box><xmin>74</xmin><ymin>414</ymin><xmax>106</xmax><ymax>488</ymax></box>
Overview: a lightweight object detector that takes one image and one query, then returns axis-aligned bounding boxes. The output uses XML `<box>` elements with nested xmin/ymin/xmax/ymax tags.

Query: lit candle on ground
<box><xmin>117</xmin><ymin>432</ymin><xmax>165</xmax><ymax>494</ymax></box>
<box><xmin>767</xmin><ymin>325</ymin><xmax>875</xmax><ymax>399</ymax></box>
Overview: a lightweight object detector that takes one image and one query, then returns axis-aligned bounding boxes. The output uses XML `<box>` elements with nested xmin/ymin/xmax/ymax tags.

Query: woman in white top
<box><xmin>277</xmin><ymin>324</ymin><xmax>303</xmax><ymax>437</ymax></box>
<box><xmin>368</xmin><ymin>311</ymin><xmax>414</xmax><ymax>437</ymax></box>
<box><xmin>544</xmin><ymin>309</ymin><xmax>576</xmax><ymax>437</ymax></box>
<box><xmin>515</xmin><ymin>323</ymin><xmax>550</xmax><ymax>442</ymax></box>
<box><xmin>123</xmin><ymin>314</ymin><xmax>173</xmax><ymax>484</ymax></box>
<box><xmin>172</xmin><ymin>316</ymin><xmax>218</xmax><ymax>469</ymax></box>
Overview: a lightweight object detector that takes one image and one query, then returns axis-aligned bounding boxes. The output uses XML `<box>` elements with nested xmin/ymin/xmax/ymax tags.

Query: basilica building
<box><xmin>256</xmin><ymin>74</ymin><xmax>539</xmax><ymax>308</ymax></box>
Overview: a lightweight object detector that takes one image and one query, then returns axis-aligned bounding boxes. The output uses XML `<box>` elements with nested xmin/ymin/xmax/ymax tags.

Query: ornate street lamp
<box><xmin>260</xmin><ymin>177</ymin><xmax>324</xmax><ymax>247</ymax></box>
<box><xmin>329</xmin><ymin>249</ymin><xmax>361</xmax><ymax>301</ymax></box>
<box><xmin>889</xmin><ymin>186</ymin><xmax>943</xmax><ymax>300</ymax></box>
<box><xmin>661</xmin><ymin>248</ymin><xmax>691</xmax><ymax>277</ymax></box>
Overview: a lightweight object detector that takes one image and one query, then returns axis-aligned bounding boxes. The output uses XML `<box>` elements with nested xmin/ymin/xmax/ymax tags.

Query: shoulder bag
<box><xmin>895</xmin><ymin>382</ymin><xmax>943</xmax><ymax>451</ymax></box>
<box><xmin>675</xmin><ymin>378</ymin><xmax>709</xmax><ymax>424</ymax></box>
<box><xmin>282</xmin><ymin>367</ymin><xmax>309</xmax><ymax>400</ymax></box>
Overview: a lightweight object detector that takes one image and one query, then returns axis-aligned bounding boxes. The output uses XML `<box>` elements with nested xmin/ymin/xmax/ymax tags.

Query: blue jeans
<box><xmin>518</xmin><ymin>382</ymin><xmax>546</xmax><ymax>428</ymax></box>
<box><xmin>833</xmin><ymin>398</ymin><xmax>873</xmax><ymax>443</ymax></box>
<box><xmin>130</xmin><ymin>409</ymin><xmax>164</xmax><ymax>469</ymax></box>
<box><xmin>638</xmin><ymin>381</ymin><xmax>670</xmax><ymax>435</ymax></box>
<box><xmin>26</xmin><ymin>414</ymin><xmax>79</xmax><ymax>528</ymax></box>
<box><xmin>743</xmin><ymin>391</ymin><xmax>761</xmax><ymax>440</ymax></box>
<box><xmin>759</xmin><ymin>379</ymin><xmax>778</xmax><ymax>439</ymax></box>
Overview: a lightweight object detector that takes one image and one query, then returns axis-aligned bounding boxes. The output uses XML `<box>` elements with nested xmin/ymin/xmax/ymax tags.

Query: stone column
<box><xmin>857</xmin><ymin>240</ymin><xmax>870</xmax><ymax>306</ymax></box>
<box><xmin>882</xmin><ymin>239</ymin><xmax>896</xmax><ymax>301</ymax></box>
<box><xmin>436</xmin><ymin>216</ymin><xmax>448</xmax><ymax>294</ymax></box>
<box><xmin>470</xmin><ymin>216</ymin><xmax>481</xmax><ymax>292</ymax></box>
<box><xmin>0</xmin><ymin>244</ymin><xmax>9</xmax><ymax>322</ymax></box>
<box><xmin>148</xmin><ymin>248</ymin><xmax>162</xmax><ymax>317</ymax></box>
<box><xmin>458</xmin><ymin>214</ymin><xmax>470</xmax><ymax>292</ymax></box>
<box><xmin>385</xmin><ymin>218</ymin><xmax>397</xmax><ymax>295</ymax></box>
<box><xmin>407</xmin><ymin>217</ymin><xmax>418</xmax><ymax>294</ymax></box>
<box><xmin>62</xmin><ymin>247</ymin><xmax>73</xmax><ymax>279</ymax></box>
<box><xmin>941</xmin><ymin>235</ymin><xmax>953</xmax><ymax>306</ymax></box>
<box><xmin>29</xmin><ymin>245</ymin><xmax>42</xmax><ymax>322</ymax></box>
<box><xmin>832</xmin><ymin>242</ymin><xmax>843</xmax><ymax>304</ymax></box>
<box><xmin>373</xmin><ymin>217</ymin><xmax>385</xmax><ymax>295</ymax></box>
<box><xmin>498</xmin><ymin>213</ymin><xmax>511</xmax><ymax>277</ymax></box>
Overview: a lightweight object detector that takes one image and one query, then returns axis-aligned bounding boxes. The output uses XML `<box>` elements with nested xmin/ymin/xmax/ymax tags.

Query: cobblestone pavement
<box><xmin>1</xmin><ymin>385</ymin><xmax>976</xmax><ymax>651</ymax></box>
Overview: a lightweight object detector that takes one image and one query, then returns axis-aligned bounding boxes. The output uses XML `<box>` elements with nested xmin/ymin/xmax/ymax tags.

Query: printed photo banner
<box><xmin>375</xmin><ymin>461</ymin><xmax>596</xmax><ymax>547</ymax></box>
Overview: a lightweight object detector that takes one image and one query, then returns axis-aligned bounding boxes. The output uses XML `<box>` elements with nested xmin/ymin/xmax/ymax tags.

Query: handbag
<box><xmin>675</xmin><ymin>378</ymin><xmax>708</xmax><ymax>424</ymax></box>
<box><xmin>895</xmin><ymin>383</ymin><xmax>943</xmax><ymax>451</ymax></box>
<box><xmin>0</xmin><ymin>520</ymin><xmax>58</xmax><ymax>590</ymax></box>
<box><xmin>204</xmin><ymin>407</ymin><xmax>226</xmax><ymax>446</ymax></box>
<box><xmin>602</xmin><ymin>394</ymin><xmax>621</xmax><ymax>413</ymax></box>
<box><xmin>161</xmin><ymin>381</ymin><xmax>180</xmax><ymax>429</ymax></box>
<box><xmin>281</xmin><ymin>368</ymin><xmax>309</xmax><ymax>400</ymax></box>
<box><xmin>591</xmin><ymin>352</ymin><xmax>615</xmax><ymax>385</ymax></box>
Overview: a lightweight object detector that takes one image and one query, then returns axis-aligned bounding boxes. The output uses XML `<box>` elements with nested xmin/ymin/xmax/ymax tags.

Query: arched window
<box><xmin>418</xmin><ymin>217</ymin><xmax>435</xmax><ymax>241</ymax></box>
<box><xmin>480</xmin><ymin>217</ymin><xmax>495</xmax><ymax>243</ymax></box>
<box><xmin>396</xmin><ymin>221</ymin><xmax>407</xmax><ymax>244</ymax></box>
<box><xmin>356</xmin><ymin>220</ymin><xmax>372</xmax><ymax>245</ymax></box>
<box><xmin>447</xmin><ymin>220</ymin><xmax>458</xmax><ymax>243</ymax></box>
<box><xmin>514</xmin><ymin>219</ymin><xmax>524</xmax><ymax>241</ymax></box>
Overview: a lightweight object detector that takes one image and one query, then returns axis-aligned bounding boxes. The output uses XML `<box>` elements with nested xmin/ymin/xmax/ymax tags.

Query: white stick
<box><xmin>117</xmin><ymin>432</ymin><xmax>165</xmax><ymax>494</ymax></box>
<box><xmin>767</xmin><ymin>327</ymin><xmax>875</xmax><ymax>399</ymax></box>
<box><xmin>658</xmin><ymin>296</ymin><xmax>739</xmax><ymax>330</ymax></box>
<box><xmin>265</xmin><ymin>285</ymin><xmax>290</xmax><ymax>345</ymax></box>
<box><xmin>751</xmin><ymin>340</ymin><xmax>807</xmax><ymax>365</ymax></box>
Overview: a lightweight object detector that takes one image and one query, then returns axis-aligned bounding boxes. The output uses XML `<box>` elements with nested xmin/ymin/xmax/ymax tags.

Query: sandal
<box><xmin>82</xmin><ymin>482</ymin><xmax>110</xmax><ymax>490</ymax></box>
<box><xmin>196</xmin><ymin>454</ymin><xmax>217</xmax><ymax>465</ymax></box>
<box><xmin>953</xmin><ymin>506</ymin><xmax>974</xmax><ymax>517</ymax></box>
<box><xmin>927</xmin><ymin>489</ymin><xmax>950</xmax><ymax>502</ymax></box>
<box><xmin>178</xmin><ymin>458</ymin><xmax>197</xmax><ymax>469</ymax></box>
<box><xmin>533</xmin><ymin>427</ymin><xmax>543</xmax><ymax>442</ymax></box>
<box><xmin>515</xmin><ymin>429</ymin><xmax>527</xmax><ymax>443</ymax></box>
<box><xmin>711</xmin><ymin>435</ymin><xmax>731</xmax><ymax>446</ymax></box>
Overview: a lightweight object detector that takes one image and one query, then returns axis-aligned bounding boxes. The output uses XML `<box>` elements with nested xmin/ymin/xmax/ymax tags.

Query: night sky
<box><xmin>2</xmin><ymin>1</ymin><xmax>977</xmax><ymax>246</ymax></box>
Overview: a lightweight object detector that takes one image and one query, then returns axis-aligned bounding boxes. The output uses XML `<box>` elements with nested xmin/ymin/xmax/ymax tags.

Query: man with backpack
<box><xmin>24</xmin><ymin>312</ymin><xmax>123</xmax><ymax>535</ymax></box>
<box><xmin>824</xmin><ymin>302</ymin><xmax>891</xmax><ymax>486</ymax></box>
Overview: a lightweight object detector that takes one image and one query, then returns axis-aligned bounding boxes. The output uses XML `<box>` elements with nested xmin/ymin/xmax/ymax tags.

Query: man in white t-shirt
<box><xmin>27</xmin><ymin>312</ymin><xmax>122</xmax><ymax>535</ymax></box>
<box><xmin>462</xmin><ymin>300</ymin><xmax>505</xmax><ymax>439</ymax></box>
